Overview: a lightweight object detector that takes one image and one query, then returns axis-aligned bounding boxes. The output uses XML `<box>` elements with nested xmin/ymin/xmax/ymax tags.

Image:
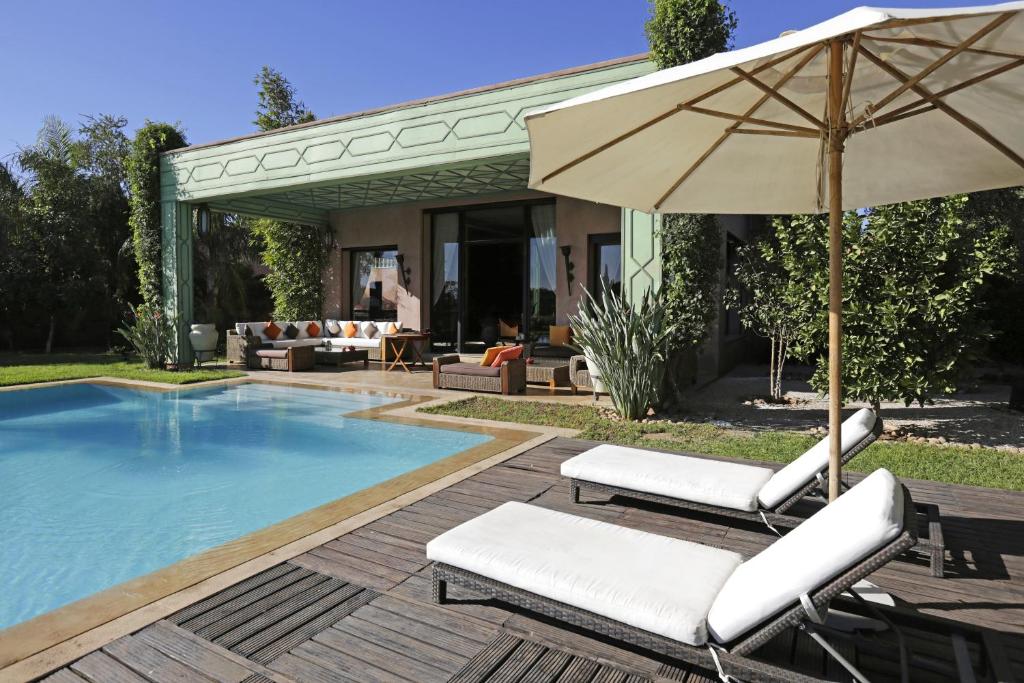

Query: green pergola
<box><xmin>159</xmin><ymin>55</ymin><xmax>664</xmax><ymax>363</ymax></box>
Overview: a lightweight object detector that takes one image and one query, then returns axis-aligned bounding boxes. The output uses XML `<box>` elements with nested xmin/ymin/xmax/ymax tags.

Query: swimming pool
<box><xmin>0</xmin><ymin>382</ymin><xmax>492</xmax><ymax>630</ymax></box>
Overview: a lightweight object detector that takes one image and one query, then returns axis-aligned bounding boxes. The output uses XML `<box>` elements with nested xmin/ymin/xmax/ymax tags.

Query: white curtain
<box><xmin>530</xmin><ymin>204</ymin><xmax>557</xmax><ymax>295</ymax></box>
<box><xmin>433</xmin><ymin>213</ymin><xmax>459</xmax><ymax>306</ymax></box>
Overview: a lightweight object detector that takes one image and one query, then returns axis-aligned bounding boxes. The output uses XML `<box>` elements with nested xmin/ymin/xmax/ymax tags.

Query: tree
<box><xmin>254</xmin><ymin>66</ymin><xmax>315</xmax><ymax>131</ymax></box>
<box><xmin>645</xmin><ymin>0</ymin><xmax>737</xmax><ymax>68</ymax></box>
<box><xmin>0</xmin><ymin>161</ymin><xmax>28</xmax><ymax>349</ymax></box>
<box><xmin>726</xmin><ymin>223</ymin><xmax>818</xmax><ymax>399</ymax></box>
<box><xmin>644</xmin><ymin>0</ymin><xmax>736</xmax><ymax>402</ymax></box>
<box><xmin>741</xmin><ymin>198</ymin><xmax>1018</xmax><ymax>409</ymax></box>
<box><xmin>249</xmin><ymin>66</ymin><xmax>326</xmax><ymax>319</ymax></box>
<box><xmin>126</xmin><ymin>122</ymin><xmax>187</xmax><ymax>308</ymax></box>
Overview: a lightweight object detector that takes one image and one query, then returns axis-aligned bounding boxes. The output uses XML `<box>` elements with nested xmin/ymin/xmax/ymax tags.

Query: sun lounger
<box><xmin>561</xmin><ymin>408</ymin><xmax>944</xmax><ymax>577</ymax></box>
<box><xmin>428</xmin><ymin>469</ymin><xmax>918</xmax><ymax>682</ymax></box>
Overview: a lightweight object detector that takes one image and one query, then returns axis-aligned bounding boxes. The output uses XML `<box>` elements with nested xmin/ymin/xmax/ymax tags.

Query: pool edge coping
<box><xmin>0</xmin><ymin>377</ymin><xmax>566</xmax><ymax>682</ymax></box>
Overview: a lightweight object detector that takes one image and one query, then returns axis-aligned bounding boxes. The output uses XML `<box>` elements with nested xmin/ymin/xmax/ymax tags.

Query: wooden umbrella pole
<box><xmin>827</xmin><ymin>40</ymin><xmax>847</xmax><ymax>502</ymax></box>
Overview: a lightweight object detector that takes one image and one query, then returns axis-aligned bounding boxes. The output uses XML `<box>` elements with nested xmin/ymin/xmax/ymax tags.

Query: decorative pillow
<box><xmin>363</xmin><ymin>321</ymin><xmax>379</xmax><ymax>339</ymax></box>
<box><xmin>480</xmin><ymin>346</ymin><xmax>504</xmax><ymax>367</ymax></box>
<box><xmin>307</xmin><ymin>321</ymin><xmax>321</xmax><ymax>337</ymax></box>
<box><xmin>385</xmin><ymin>322</ymin><xmax>400</xmax><ymax>335</ymax></box>
<box><xmin>326</xmin><ymin>320</ymin><xmax>342</xmax><ymax>336</ymax></box>
<box><xmin>283</xmin><ymin>323</ymin><xmax>300</xmax><ymax>340</ymax></box>
<box><xmin>549</xmin><ymin>325</ymin><xmax>571</xmax><ymax>347</ymax></box>
<box><xmin>264</xmin><ymin>321</ymin><xmax>282</xmax><ymax>340</ymax></box>
<box><xmin>344</xmin><ymin>322</ymin><xmax>358</xmax><ymax>338</ymax></box>
<box><xmin>490</xmin><ymin>345</ymin><xmax>523</xmax><ymax>367</ymax></box>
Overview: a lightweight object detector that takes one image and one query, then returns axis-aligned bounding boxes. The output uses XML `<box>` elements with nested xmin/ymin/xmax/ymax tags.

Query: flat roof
<box><xmin>167</xmin><ymin>53</ymin><xmax>649</xmax><ymax>155</ymax></box>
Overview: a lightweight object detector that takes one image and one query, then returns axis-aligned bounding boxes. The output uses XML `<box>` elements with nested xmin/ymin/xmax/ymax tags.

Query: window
<box><xmin>350</xmin><ymin>247</ymin><xmax>399</xmax><ymax>321</ymax></box>
<box><xmin>588</xmin><ymin>233</ymin><xmax>622</xmax><ymax>299</ymax></box>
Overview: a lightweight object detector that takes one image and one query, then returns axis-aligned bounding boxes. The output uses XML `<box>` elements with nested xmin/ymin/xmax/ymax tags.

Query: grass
<box><xmin>421</xmin><ymin>397</ymin><xmax>1024</xmax><ymax>491</ymax></box>
<box><xmin>0</xmin><ymin>352</ymin><xmax>245</xmax><ymax>387</ymax></box>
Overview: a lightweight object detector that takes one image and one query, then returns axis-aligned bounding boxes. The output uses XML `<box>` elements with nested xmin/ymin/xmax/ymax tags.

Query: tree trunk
<box><xmin>776</xmin><ymin>337</ymin><xmax>787</xmax><ymax>401</ymax></box>
<box><xmin>45</xmin><ymin>315</ymin><xmax>56</xmax><ymax>354</ymax></box>
<box><xmin>768</xmin><ymin>335</ymin><xmax>777</xmax><ymax>399</ymax></box>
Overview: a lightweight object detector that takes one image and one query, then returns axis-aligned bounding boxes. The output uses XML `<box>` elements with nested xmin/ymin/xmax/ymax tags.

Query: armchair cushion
<box><xmin>440</xmin><ymin>362</ymin><xmax>501</xmax><ymax>377</ymax></box>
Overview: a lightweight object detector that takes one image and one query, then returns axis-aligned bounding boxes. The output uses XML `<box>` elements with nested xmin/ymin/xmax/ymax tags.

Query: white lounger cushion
<box><xmin>757</xmin><ymin>408</ymin><xmax>878</xmax><ymax>509</ymax></box>
<box><xmin>707</xmin><ymin>468</ymin><xmax>904</xmax><ymax>644</ymax></box>
<box><xmin>426</xmin><ymin>502</ymin><xmax>743</xmax><ymax>645</ymax></box>
<box><xmin>561</xmin><ymin>444</ymin><xmax>773</xmax><ymax>512</ymax></box>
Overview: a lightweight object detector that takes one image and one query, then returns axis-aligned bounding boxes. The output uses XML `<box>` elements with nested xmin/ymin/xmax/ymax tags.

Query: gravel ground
<box><xmin>674</xmin><ymin>365</ymin><xmax>1023</xmax><ymax>451</ymax></box>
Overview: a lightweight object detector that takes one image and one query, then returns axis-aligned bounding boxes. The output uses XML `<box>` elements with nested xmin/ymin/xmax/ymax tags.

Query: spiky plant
<box><xmin>569</xmin><ymin>277</ymin><xmax>675</xmax><ymax>420</ymax></box>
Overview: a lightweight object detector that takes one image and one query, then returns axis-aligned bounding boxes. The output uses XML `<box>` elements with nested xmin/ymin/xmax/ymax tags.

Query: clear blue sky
<box><xmin>1</xmin><ymin>0</ymin><xmax>975</xmax><ymax>164</ymax></box>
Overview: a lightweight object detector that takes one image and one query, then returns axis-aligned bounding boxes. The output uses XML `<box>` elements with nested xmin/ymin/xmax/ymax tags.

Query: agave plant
<box><xmin>118</xmin><ymin>303</ymin><xmax>174</xmax><ymax>369</ymax></box>
<box><xmin>569</xmin><ymin>276</ymin><xmax>675</xmax><ymax>421</ymax></box>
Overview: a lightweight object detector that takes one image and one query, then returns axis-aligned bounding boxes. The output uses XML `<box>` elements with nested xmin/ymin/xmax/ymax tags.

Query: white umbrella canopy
<box><xmin>525</xmin><ymin>3</ymin><xmax>1024</xmax><ymax>500</ymax></box>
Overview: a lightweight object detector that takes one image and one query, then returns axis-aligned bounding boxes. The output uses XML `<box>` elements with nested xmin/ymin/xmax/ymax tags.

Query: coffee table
<box><xmin>382</xmin><ymin>332</ymin><xmax>430</xmax><ymax>373</ymax></box>
<box><xmin>526</xmin><ymin>358</ymin><xmax>571</xmax><ymax>393</ymax></box>
<box><xmin>314</xmin><ymin>347</ymin><xmax>369</xmax><ymax>369</ymax></box>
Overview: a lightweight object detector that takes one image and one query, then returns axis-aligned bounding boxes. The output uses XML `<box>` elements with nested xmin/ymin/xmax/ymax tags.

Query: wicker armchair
<box><xmin>433</xmin><ymin>355</ymin><xmax>526</xmax><ymax>395</ymax></box>
<box><xmin>225</xmin><ymin>330</ymin><xmax>260</xmax><ymax>365</ymax></box>
<box><xmin>569</xmin><ymin>355</ymin><xmax>592</xmax><ymax>392</ymax></box>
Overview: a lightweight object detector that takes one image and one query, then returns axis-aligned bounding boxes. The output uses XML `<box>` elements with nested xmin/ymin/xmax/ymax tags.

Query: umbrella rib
<box><xmin>729</xmin><ymin>66</ymin><xmax>826</xmax><ymax>131</ymax></box>
<box><xmin>850</xmin><ymin>12</ymin><xmax>1015</xmax><ymax>129</ymax></box>
<box><xmin>839</xmin><ymin>32</ymin><xmax>862</xmax><ymax>121</ymax></box>
<box><xmin>864</xmin><ymin>56</ymin><xmax>1024</xmax><ymax>130</ymax></box>
<box><xmin>862</xmin><ymin>34</ymin><xmax>1024</xmax><ymax>61</ymax></box>
<box><xmin>537</xmin><ymin>44</ymin><xmax>819</xmax><ymax>185</ymax></box>
<box><xmin>652</xmin><ymin>45</ymin><xmax>824</xmax><ymax>211</ymax></box>
<box><xmin>859</xmin><ymin>45</ymin><xmax>1024</xmax><ymax>171</ymax></box>
<box><xmin>682</xmin><ymin>105</ymin><xmax>818</xmax><ymax>134</ymax></box>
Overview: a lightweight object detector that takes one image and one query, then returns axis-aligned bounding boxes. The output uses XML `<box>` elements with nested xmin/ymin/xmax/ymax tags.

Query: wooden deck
<box><xmin>38</xmin><ymin>438</ymin><xmax>1024</xmax><ymax>682</ymax></box>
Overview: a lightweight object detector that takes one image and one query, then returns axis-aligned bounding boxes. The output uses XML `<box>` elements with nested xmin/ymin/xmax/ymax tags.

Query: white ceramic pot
<box><xmin>189</xmin><ymin>323</ymin><xmax>217</xmax><ymax>362</ymax></box>
<box><xmin>584</xmin><ymin>353</ymin><xmax>607</xmax><ymax>394</ymax></box>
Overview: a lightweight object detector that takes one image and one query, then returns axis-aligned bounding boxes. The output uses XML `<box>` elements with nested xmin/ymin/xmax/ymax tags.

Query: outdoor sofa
<box><xmin>428</xmin><ymin>469</ymin><xmax>918</xmax><ymax>682</ymax></box>
<box><xmin>250</xmin><ymin>345</ymin><xmax>315</xmax><ymax>372</ymax></box>
<box><xmin>433</xmin><ymin>353</ymin><xmax>526</xmax><ymax>395</ymax></box>
<box><xmin>227</xmin><ymin>319</ymin><xmax>409</xmax><ymax>364</ymax></box>
<box><xmin>561</xmin><ymin>408</ymin><xmax>945</xmax><ymax>577</ymax></box>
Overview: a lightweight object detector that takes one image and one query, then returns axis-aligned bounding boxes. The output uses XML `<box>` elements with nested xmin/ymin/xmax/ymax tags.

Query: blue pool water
<box><xmin>0</xmin><ymin>382</ymin><xmax>491</xmax><ymax>629</ymax></box>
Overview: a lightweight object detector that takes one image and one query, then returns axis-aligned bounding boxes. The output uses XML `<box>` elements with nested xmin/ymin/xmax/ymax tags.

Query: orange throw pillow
<box><xmin>479</xmin><ymin>346</ymin><xmax>503</xmax><ymax>367</ymax></box>
<box><xmin>386</xmin><ymin>322</ymin><xmax>399</xmax><ymax>335</ymax></box>
<box><xmin>344</xmin><ymin>322</ymin><xmax>358</xmax><ymax>338</ymax></box>
<box><xmin>549</xmin><ymin>325</ymin><xmax>571</xmax><ymax>347</ymax></box>
<box><xmin>490</xmin><ymin>345</ymin><xmax>523</xmax><ymax>367</ymax></box>
<box><xmin>307</xmin><ymin>321</ymin><xmax>321</xmax><ymax>337</ymax></box>
<box><xmin>264</xmin><ymin>321</ymin><xmax>282</xmax><ymax>340</ymax></box>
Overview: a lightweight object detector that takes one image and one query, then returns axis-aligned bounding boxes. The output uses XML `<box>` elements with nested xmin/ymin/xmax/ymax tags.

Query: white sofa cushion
<box><xmin>236</xmin><ymin>322</ymin><xmax>268</xmax><ymax>340</ymax></box>
<box><xmin>426</xmin><ymin>502</ymin><xmax>742</xmax><ymax>645</ymax></box>
<box><xmin>330</xmin><ymin>337</ymin><xmax>380</xmax><ymax>349</ymax></box>
<box><xmin>707</xmin><ymin>468</ymin><xmax>905</xmax><ymax>644</ymax></box>
<box><xmin>269</xmin><ymin>338</ymin><xmax>324</xmax><ymax>349</ymax></box>
<box><xmin>561</xmin><ymin>444</ymin><xmax>774</xmax><ymax>512</ymax></box>
<box><xmin>757</xmin><ymin>408</ymin><xmax>878</xmax><ymax>509</ymax></box>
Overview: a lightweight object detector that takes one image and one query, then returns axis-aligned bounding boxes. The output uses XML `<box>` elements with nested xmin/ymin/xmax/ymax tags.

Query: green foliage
<box><xmin>726</xmin><ymin>221</ymin><xmax>819</xmax><ymax>398</ymax></box>
<box><xmin>421</xmin><ymin>397</ymin><xmax>1024</xmax><ymax>491</ymax></box>
<box><xmin>0</xmin><ymin>353</ymin><xmax>242</xmax><ymax>387</ymax></box>
<box><xmin>126</xmin><ymin>121</ymin><xmax>186</xmax><ymax>308</ymax></box>
<box><xmin>117</xmin><ymin>303</ymin><xmax>173</xmax><ymax>369</ymax></box>
<box><xmin>645</xmin><ymin>0</ymin><xmax>737</xmax><ymax>69</ymax></box>
<box><xmin>569</xmin><ymin>276</ymin><xmax>675</xmax><ymax>420</ymax></box>
<box><xmin>248</xmin><ymin>219</ymin><xmax>328</xmax><ymax>319</ymax></box>
<box><xmin>750</xmin><ymin>197</ymin><xmax>1018</xmax><ymax>408</ymax></box>
<box><xmin>254</xmin><ymin>66</ymin><xmax>315</xmax><ymax>131</ymax></box>
<box><xmin>660</xmin><ymin>213</ymin><xmax>723</xmax><ymax>354</ymax></box>
<box><xmin>194</xmin><ymin>211</ymin><xmax>267</xmax><ymax>332</ymax></box>
<box><xmin>248</xmin><ymin>66</ymin><xmax>325</xmax><ymax>320</ymax></box>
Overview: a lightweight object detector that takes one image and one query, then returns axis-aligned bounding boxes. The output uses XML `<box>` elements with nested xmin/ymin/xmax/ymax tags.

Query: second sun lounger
<box><xmin>428</xmin><ymin>469</ymin><xmax>918</xmax><ymax>682</ymax></box>
<box><xmin>561</xmin><ymin>408</ymin><xmax>945</xmax><ymax>577</ymax></box>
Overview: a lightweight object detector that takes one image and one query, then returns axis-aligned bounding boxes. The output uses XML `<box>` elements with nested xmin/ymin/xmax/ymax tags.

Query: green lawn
<box><xmin>0</xmin><ymin>353</ymin><xmax>245</xmax><ymax>387</ymax></box>
<box><xmin>420</xmin><ymin>397</ymin><xmax>1024</xmax><ymax>491</ymax></box>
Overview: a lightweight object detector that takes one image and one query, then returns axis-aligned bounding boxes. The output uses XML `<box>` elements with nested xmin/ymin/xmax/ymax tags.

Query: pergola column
<box><xmin>161</xmin><ymin>199</ymin><xmax>194</xmax><ymax>367</ymax></box>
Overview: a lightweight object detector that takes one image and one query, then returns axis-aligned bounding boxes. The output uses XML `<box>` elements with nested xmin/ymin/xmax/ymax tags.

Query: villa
<box><xmin>160</xmin><ymin>53</ymin><xmax>757</xmax><ymax>381</ymax></box>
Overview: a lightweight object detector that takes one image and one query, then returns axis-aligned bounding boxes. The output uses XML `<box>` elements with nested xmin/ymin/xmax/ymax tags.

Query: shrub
<box><xmin>569</xmin><ymin>276</ymin><xmax>675</xmax><ymax>420</ymax></box>
<box><xmin>118</xmin><ymin>303</ymin><xmax>173</xmax><ymax>369</ymax></box>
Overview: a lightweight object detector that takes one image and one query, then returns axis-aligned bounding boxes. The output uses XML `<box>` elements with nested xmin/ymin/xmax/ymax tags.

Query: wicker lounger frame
<box><xmin>434</xmin><ymin>488</ymin><xmax>918</xmax><ymax>683</ymax></box>
<box><xmin>569</xmin><ymin>417</ymin><xmax>945</xmax><ymax>578</ymax></box>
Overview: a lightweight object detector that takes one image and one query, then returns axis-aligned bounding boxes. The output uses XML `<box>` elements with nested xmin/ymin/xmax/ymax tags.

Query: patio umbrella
<box><xmin>525</xmin><ymin>3</ymin><xmax>1024</xmax><ymax>501</ymax></box>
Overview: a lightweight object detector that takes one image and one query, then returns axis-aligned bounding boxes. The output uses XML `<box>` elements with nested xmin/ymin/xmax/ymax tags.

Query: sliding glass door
<box><xmin>429</xmin><ymin>200</ymin><xmax>556</xmax><ymax>353</ymax></box>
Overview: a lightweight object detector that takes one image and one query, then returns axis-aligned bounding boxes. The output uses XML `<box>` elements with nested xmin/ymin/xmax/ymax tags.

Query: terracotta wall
<box><xmin>324</xmin><ymin>192</ymin><xmax>622</xmax><ymax>331</ymax></box>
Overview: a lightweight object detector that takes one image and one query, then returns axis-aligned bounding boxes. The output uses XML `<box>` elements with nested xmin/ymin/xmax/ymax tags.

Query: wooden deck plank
<box><xmin>313</xmin><ymin>623</ymin><xmax>451</xmax><ymax>682</ymax></box>
<box><xmin>102</xmin><ymin>636</ymin><xmax>211</xmax><ymax>683</ymax></box>
<box><xmin>69</xmin><ymin>651</ymin><xmax>149</xmax><ymax>683</ymax></box>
